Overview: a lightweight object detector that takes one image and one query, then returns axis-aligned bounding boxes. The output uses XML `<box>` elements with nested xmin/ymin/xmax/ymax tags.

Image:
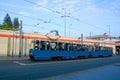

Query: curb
<box><xmin>0</xmin><ymin>56</ymin><xmax>29</xmax><ymax>60</ymax></box>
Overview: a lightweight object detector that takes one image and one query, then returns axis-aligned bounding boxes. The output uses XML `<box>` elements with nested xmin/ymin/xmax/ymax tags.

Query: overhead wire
<box><xmin>23</xmin><ymin>23</ymin><xmax>51</xmax><ymax>31</ymax></box>
<box><xmin>0</xmin><ymin>8</ymin><xmax>62</xmax><ymax>27</ymax></box>
<box><xmin>23</xmin><ymin>0</ymin><xmax>108</xmax><ymax>32</ymax></box>
<box><xmin>24</xmin><ymin>0</ymin><xmax>62</xmax><ymax>15</ymax></box>
<box><xmin>0</xmin><ymin>0</ymin><xmax>118</xmax><ymax>37</ymax></box>
<box><xmin>0</xmin><ymin>8</ymin><xmax>107</xmax><ymax>38</ymax></box>
<box><xmin>0</xmin><ymin>8</ymin><xmax>88</xmax><ymax>36</ymax></box>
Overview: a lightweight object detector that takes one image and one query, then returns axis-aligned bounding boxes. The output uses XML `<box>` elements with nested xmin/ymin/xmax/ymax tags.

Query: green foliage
<box><xmin>3</xmin><ymin>13</ymin><xmax>13</xmax><ymax>29</ymax></box>
<box><xmin>13</xmin><ymin>17</ymin><xmax>19</xmax><ymax>30</ymax></box>
<box><xmin>1</xmin><ymin>13</ymin><xmax>20</xmax><ymax>30</ymax></box>
<box><xmin>1</xmin><ymin>23</ymin><xmax>11</xmax><ymax>30</ymax></box>
<box><xmin>0</xmin><ymin>23</ymin><xmax>1</xmax><ymax>26</ymax></box>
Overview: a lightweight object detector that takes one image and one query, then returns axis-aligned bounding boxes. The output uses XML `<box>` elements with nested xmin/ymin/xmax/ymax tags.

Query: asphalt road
<box><xmin>0</xmin><ymin>56</ymin><xmax>120</xmax><ymax>80</ymax></box>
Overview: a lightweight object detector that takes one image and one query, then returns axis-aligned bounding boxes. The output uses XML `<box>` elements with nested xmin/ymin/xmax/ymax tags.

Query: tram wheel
<box><xmin>51</xmin><ymin>57</ymin><xmax>62</xmax><ymax>61</ymax></box>
<box><xmin>30</xmin><ymin>56</ymin><xmax>35</xmax><ymax>61</ymax></box>
<box><xmin>98</xmin><ymin>55</ymin><xmax>103</xmax><ymax>58</ymax></box>
<box><xmin>57</xmin><ymin>57</ymin><xmax>62</xmax><ymax>61</ymax></box>
<box><xmin>78</xmin><ymin>56</ymin><xmax>85</xmax><ymax>59</ymax></box>
<box><xmin>88</xmin><ymin>54</ymin><xmax>92</xmax><ymax>58</ymax></box>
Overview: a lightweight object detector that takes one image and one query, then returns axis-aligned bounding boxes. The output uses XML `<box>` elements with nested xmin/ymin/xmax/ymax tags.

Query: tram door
<box><xmin>116</xmin><ymin>46</ymin><xmax>120</xmax><ymax>55</ymax></box>
<box><xmin>70</xmin><ymin>44</ymin><xmax>77</xmax><ymax>58</ymax></box>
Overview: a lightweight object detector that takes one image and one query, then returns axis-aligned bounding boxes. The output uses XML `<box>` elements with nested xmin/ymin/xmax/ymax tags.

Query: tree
<box><xmin>13</xmin><ymin>17</ymin><xmax>19</xmax><ymax>30</ymax></box>
<box><xmin>0</xmin><ymin>23</ymin><xmax>2</xmax><ymax>29</ymax></box>
<box><xmin>1</xmin><ymin>23</ymin><xmax>9</xmax><ymax>30</ymax></box>
<box><xmin>3</xmin><ymin>13</ymin><xmax>13</xmax><ymax>30</ymax></box>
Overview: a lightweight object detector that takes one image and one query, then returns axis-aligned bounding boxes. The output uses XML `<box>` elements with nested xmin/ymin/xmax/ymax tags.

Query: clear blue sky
<box><xmin>0</xmin><ymin>0</ymin><xmax>120</xmax><ymax>38</ymax></box>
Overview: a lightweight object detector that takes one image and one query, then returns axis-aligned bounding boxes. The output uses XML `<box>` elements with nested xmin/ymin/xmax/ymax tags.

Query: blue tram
<box><xmin>88</xmin><ymin>45</ymin><xmax>113</xmax><ymax>58</ymax></box>
<box><xmin>29</xmin><ymin>40</ymin><xmax>113</xmax><ymax>61</ymax></box>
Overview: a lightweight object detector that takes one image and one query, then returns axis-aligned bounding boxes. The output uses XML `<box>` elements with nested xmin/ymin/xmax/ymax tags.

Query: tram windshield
<box><xmin>31</xmin><ymin>40</ymin><xmax>40</xmax><ymax>50</ymax></box>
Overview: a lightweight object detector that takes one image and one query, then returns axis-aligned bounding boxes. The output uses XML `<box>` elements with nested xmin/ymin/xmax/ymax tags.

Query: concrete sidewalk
<box><xmin>0</xmin><ymin>56</ymin><xmax>29</xmax><ymax>60</ymax></box>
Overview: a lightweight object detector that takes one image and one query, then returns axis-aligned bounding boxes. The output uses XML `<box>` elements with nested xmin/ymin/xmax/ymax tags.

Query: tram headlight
<box><xmin>30</xmin><ymin>52</ymin><xmax>33</xmax><ymax>56</ymax></box>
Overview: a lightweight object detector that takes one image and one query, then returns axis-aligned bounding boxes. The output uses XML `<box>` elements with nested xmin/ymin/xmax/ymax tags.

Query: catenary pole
<box><xmin>19</xmin><ymin>20</ymin><xmax>23</xmax><ymax>57</ymax></box>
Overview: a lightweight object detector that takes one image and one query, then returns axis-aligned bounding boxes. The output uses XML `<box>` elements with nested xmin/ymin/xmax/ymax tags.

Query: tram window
<box><xmin>31</xmin><ymin>41</ymin><xmax>35</xmax><ymax>49</ymax></box>
<box><xmin>62</xmin><ymin>43</ymin><xmax>65</xmax><ymax>51</ymax></box>
<box><xmin>41</xmin><ymin>41</ymin><xmax>46</xmax><ymax>50</ymax></box>
<box><xmin>101</xmin><ymin>47</ymin><xmax>105</xmax><ymax>51</ymax></box>
<box><xmin>64</xmin><ymin>43</ymin><xmax>67</xmax><ymax>51</ymax></box>
<box><xmin>76</xmin><ymin>44</ymin><xmax>84</xmax><ymax>51</ymax></box>
<box><xmin>88</xmin><ymin>45</ymin><xmax>92</xmax><ymax>51</ymax></box>
<box><xmin>87</xmin><ymin>45</ymin><xmax>89</xmax><ymax>51</ymax></box>
<box><xmin>107</xmin><ymin>47</ymin><xmax>110</xmax><ymax>51</ymax></box>
<box><xmin>44</xmin><ymin>41</ymin><xmax>48</xmax><ymax>50</ymax></box>
<box><xmin>109</xmin><ymin>47</ymin><xmax>112</xmax><ymax>51</ymax></box>
<box><xmin>50</xmin><ymin>42</ymin><xmax>57</xmax><ymax>51</ymax></box>
<box><xmin>107</xmin><ymin>47</ymin><xmax>109</xmax><ymax>51</ymax></box>
<box><xmin>101</xmin><ymin>47</ymin><xmax>103</xmax><ymax>51</ymax></box>
<box><xmin>104</xmin><ymin>47</ymin><xmax>106</xmax><ymax>51</ymax></box>
<box><xmin>72</xmin><ymin>44</ymin><xmax>74</xmax><ymax>51</ymax></box>
<box><xmin>64</xmin><ymin>43</ymin><xmax>69</xmax><ymax>51</ymax></box>
<box><xmin>70</xmin><ymin>44</ymin><xmax>76</xmax><ymax>51</ymax></box>
<box><xmin>33</xmin><ymin>40</ymin><xmax>40</xmax><ymax>50</ymax></box>
<box><xmin>63</xmin><ymin>43</ymin><xmax>70</xmax><ymax>51</ymax></box>
<box><xmin>67</xmin><ymin>43</ymin><xmax>70</xmax><ymax>51</ymax></box>
<box><xmin>81</xmin><ymin>45</ymin><xmax>85</xmax><ymax>51</ymax></box>
<box><xmin>109</xmin><ymin>47</ymin><xmax>111</xmax><ymax>51</ymax></box>
<box><xmin>34</xmin><ymin>44</ymin><xmax>39</xmax><ymax>50</ymax></box>
<box><xmin>69</xmin><ymin>44</ymin><xmax>74</xmax><ymax>51</ymax></box>
<box><xmin>46</xmin><ymin>41</ymin><xmax>50</xmax><ymax>50</ymax></box>
<box><xmin>55</xmin><ymin>42</ymin><xmax>59</xmax><ymax>51</ymax></box>
<box><xmin>69</xmin><ymin>44</ymin><xmax>72</xmax><ymax>51</ymax></box>
<box><xmin>58</xmin><ymin>43</ymin><xmax>65</xmax><ymax>51</ymax></box>
<box><xmin>58</xmin><ymin>43</ymin><xmax>62</xmax><ymax>51</ymax></box>
<box><xmin>106</xmin><ymin>47</ymin><xmax>108</xmax><ymax>51</ymax></box>
<box><xmin>77</xmin><ymin>44</ymin><xmax>81</xmax><ymax>51</ymax></box>
<box><xmin>110</xmin><ymin>47</ymin><xmax>113</xmax><ymax>51</ymax></box>
<box><xmin>74</xmin><ymin>44</ymin><xmax>77</xmax><ymax>51</ymax></box>
<box><xmin>99</xmin><ymin>46</ymin><xmax>101</xmax><ymax>51</ymax></box>
<box><xmin>108</xmin><ymin>47</ymin><xmax>110</xmax><ymax>51</ymax></box>
<box><xmin>85</xmin><ymin>45</ymin><xmax>89</xmax><ymax>50</ymax></box>
<box><xmin>95</xmin><ymin>46</ymin><xmax>99</xmax><ymax>51</ymax></box>
<box><xmin>105</xmin><ymin>47</ymin><xmax>107</xmax><ymax>51</ymax></box>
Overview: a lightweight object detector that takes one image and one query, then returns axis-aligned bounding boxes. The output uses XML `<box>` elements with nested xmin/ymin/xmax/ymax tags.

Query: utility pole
<box><xmin>81</xmin><ymin>33</ymin><xmax>83</xmax><ymax>45</ymax></box>
<box><xmin>69</xmin><ymin>24</ymin><xmax>72</xmax><ymax>37</ymax></box>
<box><xmin>89</xmin><ymin>32</ymin><xmax>92</xmax><ymax>39</ymax></box>
<box><xmin>107</xmin><ymin>25</ymin><xmax>111</xmax><ymax>40</ymax></box>
<box><xmin>19</xmin><ymin>20</ymin><xmax>23</xmax><ymax>57</ymax></box>
<box><xmin>12</xmin><ymin>30</ymin><xmax>14</xmax><ymax>57</ymax></box>
<box><xmin>61</xmin><ymin>8</ymin><xmax>70</xmax><ymax>36</ymax></box>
